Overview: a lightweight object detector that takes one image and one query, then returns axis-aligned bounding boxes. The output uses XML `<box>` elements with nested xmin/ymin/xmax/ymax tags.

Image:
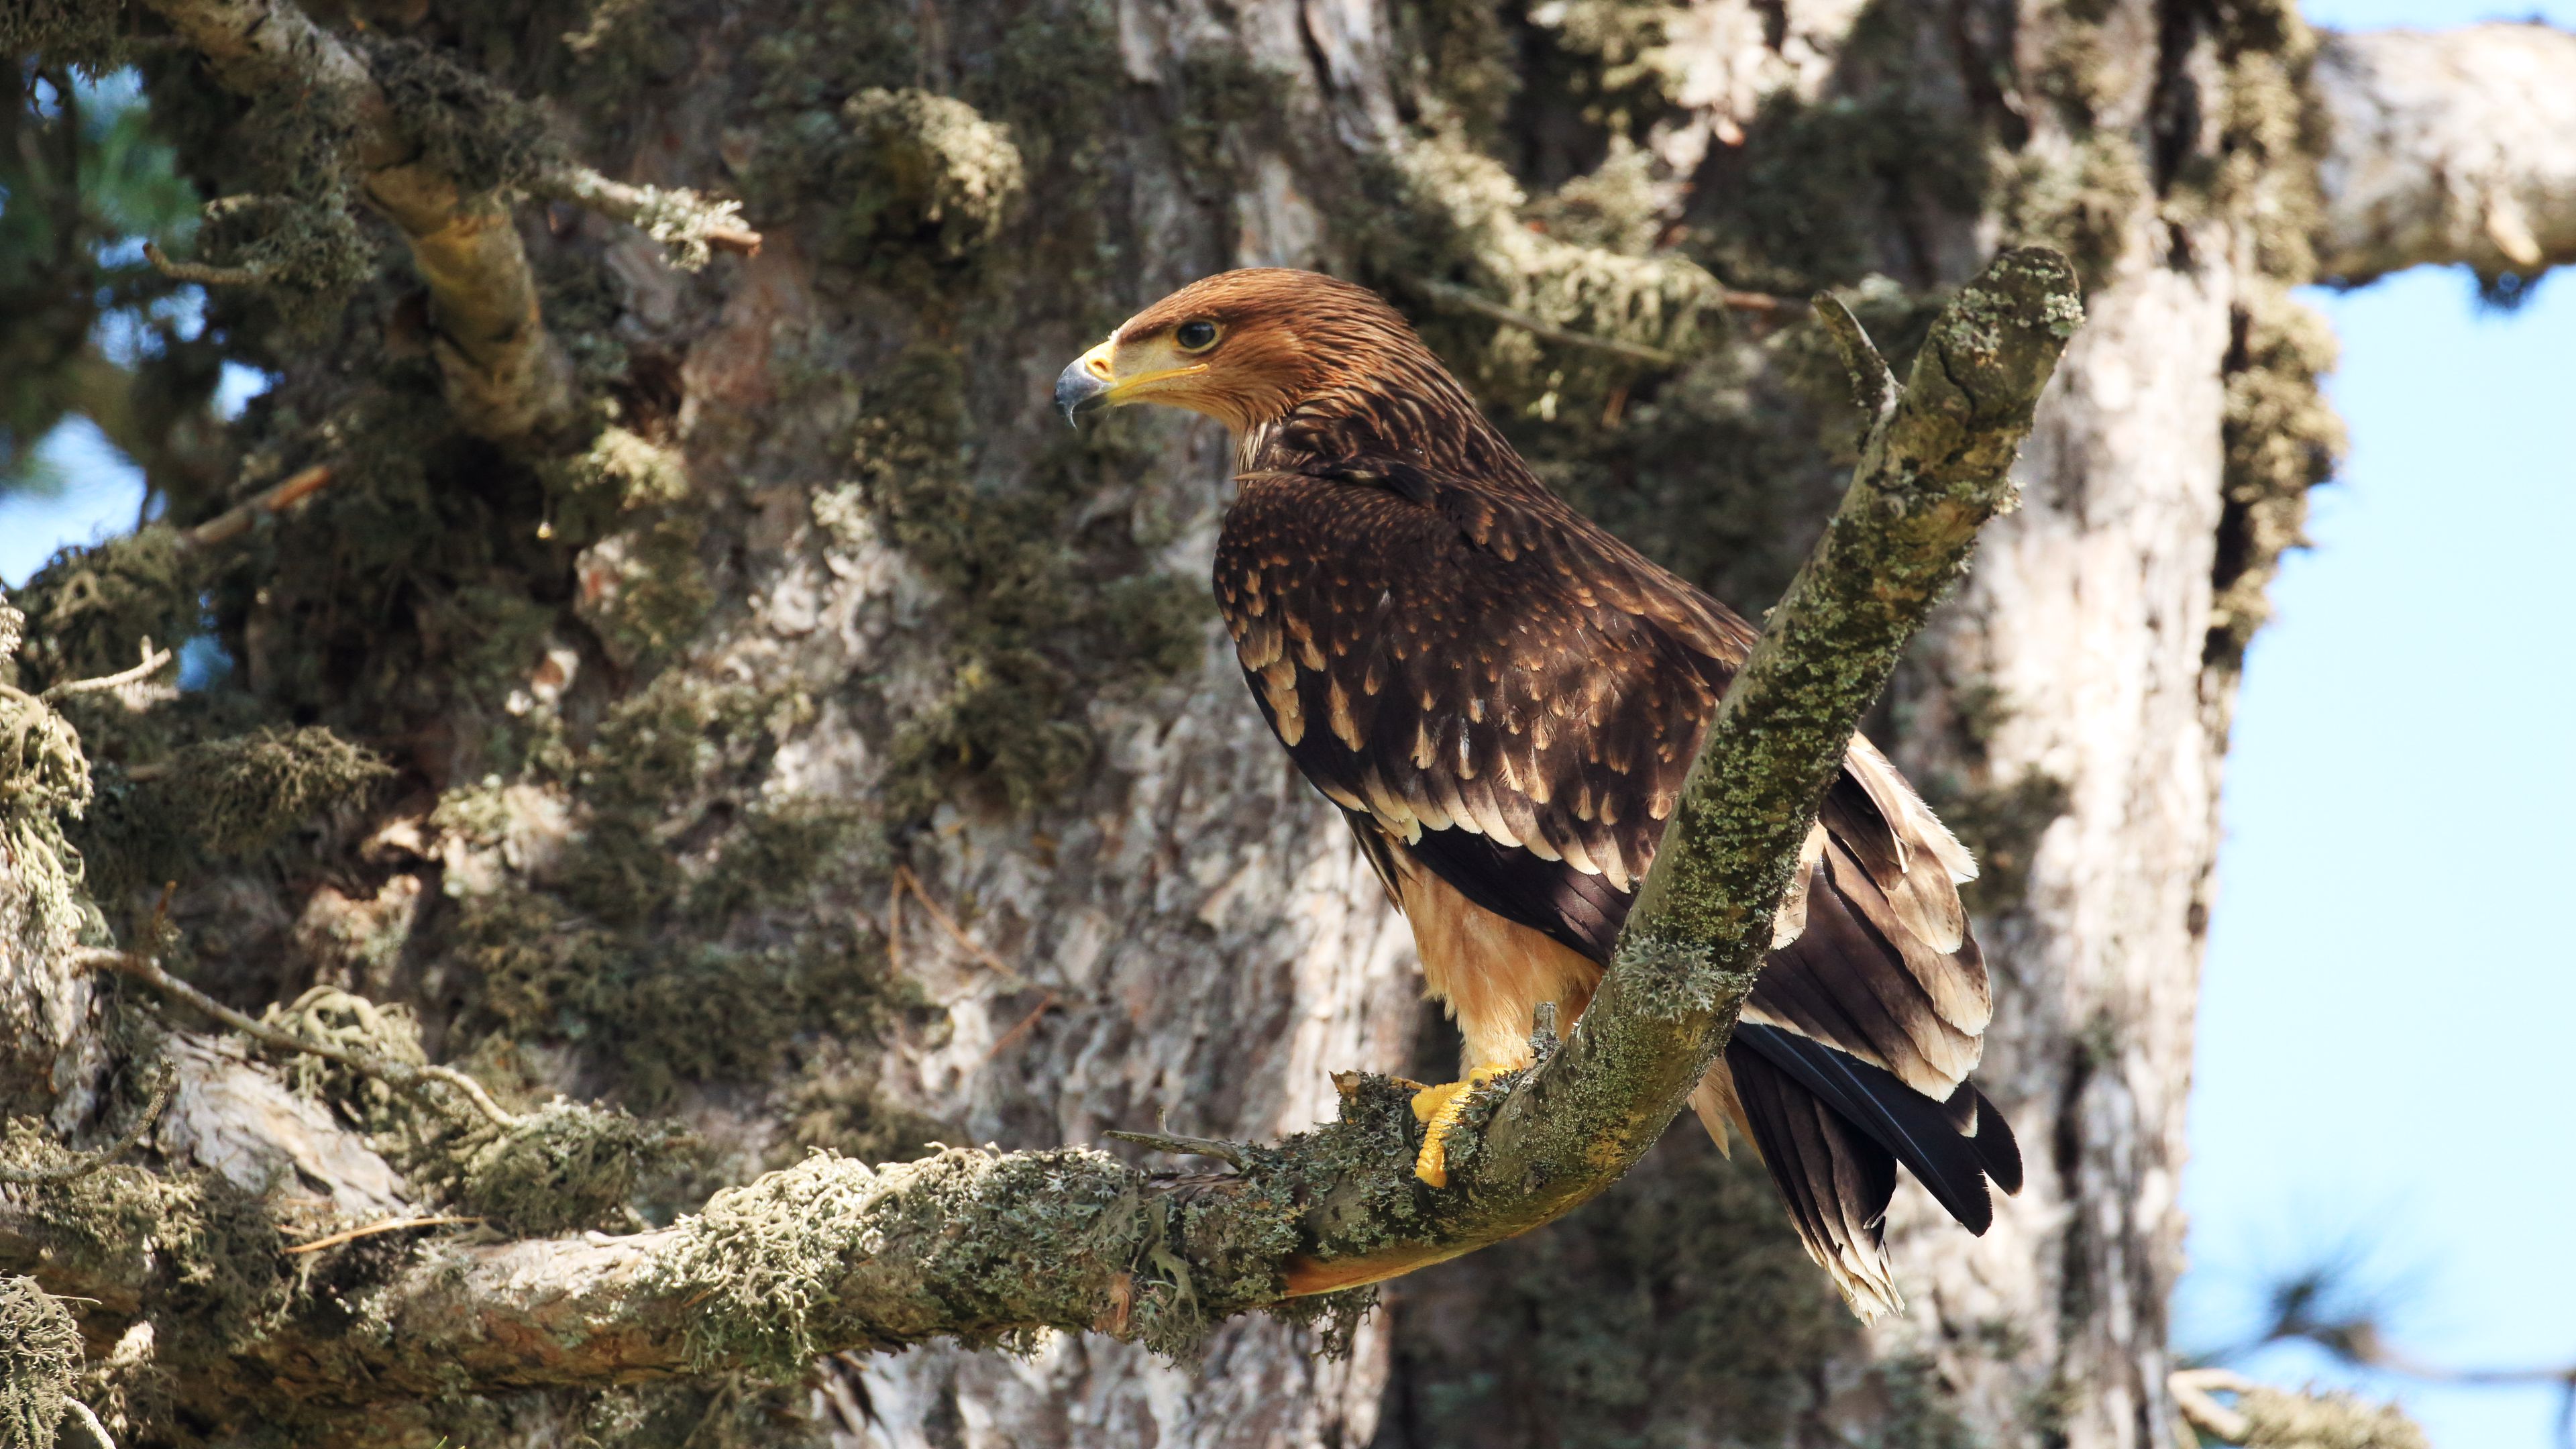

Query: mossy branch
<box><xmin>3</xmin><ymin>249</ymin><xmax>2078</xmax><ymax>1401</ymax></box>
<box><xmin>130</xmin><ymin>0</ymin><xmax>752</xmax><ymax>443</ymax></box>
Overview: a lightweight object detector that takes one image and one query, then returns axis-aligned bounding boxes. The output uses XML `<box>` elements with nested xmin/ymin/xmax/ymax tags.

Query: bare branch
<box><xmin>182</xmin><ymin>464</ymin><xmax>337</xmax><ymax>549</ymax></box>
<box><xmin>76</xmin><ymin>949</ymin><xmax>522</xmax><ymax>1130</ymax></box>
<box><xmin>1811</xmin><ymin>293</ymin><xmax>1898</xmax><ymax>425</ymax></box>
<box><xmin>39</xmin><ymin>640</ymin><xmax>173</xmax><ymax>703</ymax></box>
<box><xmin>284</xmin><ymin>1216</ymin><xmax>488</xmax><ymax>1256</ymax></box>
<box><xmin>2313</xmin><ymin>23</ymin><xmax>2576</xmax><ymax>284</ymax></box>
<box><xmin>61</xmin><ymin>1398</ymin><xmax>119</xmax><ymax>1449</ymax></box>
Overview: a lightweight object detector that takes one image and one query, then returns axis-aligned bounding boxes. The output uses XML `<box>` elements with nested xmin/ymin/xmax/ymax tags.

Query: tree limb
<box><xmin>135</xmin><ymin>0</ymin><xmax>574</xmax><ymax>442</ymax></box>
<box><xmin>2312</xmin><ymin>23</ymin><xmax>2576</xmax><ymax>284</ymax></box>
<box><xmin>3</xmin><ymin>248</ymin><xmax>2079</xmax><ymax>1402</ymax></box>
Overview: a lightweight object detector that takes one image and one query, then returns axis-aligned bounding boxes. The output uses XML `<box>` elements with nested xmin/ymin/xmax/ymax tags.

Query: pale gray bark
<box><xmin>2314</xmin><ymin>23</ymin><xmax>2576</xmax><ymax>283</ymax></box>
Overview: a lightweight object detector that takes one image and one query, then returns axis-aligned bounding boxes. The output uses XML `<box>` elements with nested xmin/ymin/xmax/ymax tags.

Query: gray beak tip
<box><xmin>1055</xmin><ymin>357</ymin><xmax>1112</xmax><ymax>427</ymax></box>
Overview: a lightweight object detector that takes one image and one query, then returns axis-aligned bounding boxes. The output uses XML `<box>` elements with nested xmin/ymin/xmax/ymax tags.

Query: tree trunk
<box><xmin>3</xmin><ymin>0</ymin><xmax>2564</xmax><ymax>1443</ymax></box>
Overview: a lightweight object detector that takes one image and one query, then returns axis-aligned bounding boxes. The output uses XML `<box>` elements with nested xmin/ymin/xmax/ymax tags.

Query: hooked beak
<box><xmin>1055</xmin><ymin>341</ymin><xmax>1116</xmax><ymax>426</ymax></box>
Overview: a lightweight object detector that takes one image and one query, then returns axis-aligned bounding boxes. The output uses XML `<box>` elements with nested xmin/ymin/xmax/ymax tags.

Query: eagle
<box><xmin>1054</xmin><ymin>268</ymin><xmax>2021</xmax><ymax>1318</ymax></box>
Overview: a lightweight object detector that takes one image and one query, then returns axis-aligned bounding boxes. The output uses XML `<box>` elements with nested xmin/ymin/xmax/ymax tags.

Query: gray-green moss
<box><xmin>0</xmin><ymin>1277</ymin><xmax>81</xmax><ymax>1449</ymax></box>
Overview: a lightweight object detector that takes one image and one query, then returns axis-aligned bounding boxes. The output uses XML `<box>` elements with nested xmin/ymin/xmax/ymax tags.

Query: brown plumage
<box><xmin>1056</xmin><ymin>268</ymin><xmax>2021</xmax><ymax>1319</ymax></box>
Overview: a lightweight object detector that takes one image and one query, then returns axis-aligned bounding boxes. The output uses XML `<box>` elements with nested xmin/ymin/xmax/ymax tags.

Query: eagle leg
<box><xmin>1409</xmin><ymin>1065</ymin><xmax>1515</xmax><ymax>1187</ymax></box>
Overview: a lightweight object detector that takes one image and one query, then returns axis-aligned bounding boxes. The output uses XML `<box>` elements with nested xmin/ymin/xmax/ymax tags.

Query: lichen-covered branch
<box><xmin>2312</xmin><ymin>23</ymin><xmax>2576</xmax><ymax>285</ymax></box>
<box><xmin>127</xmin><ymin>0</ymin><xmax>751</xmax><ymax>443</ymax></box>
<box><xmin>0</xmin><ymin>247</ymin><xmax>2076</xmax><ymax>1402</ymax></box>
<box><xmin>135</xmin><ymin>0</ymin><xmax>571</xmax><ymax>442</ymax></box>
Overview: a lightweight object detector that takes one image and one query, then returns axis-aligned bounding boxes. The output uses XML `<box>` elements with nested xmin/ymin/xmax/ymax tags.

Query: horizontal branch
<box><xmin>3</xmin><ymin>249</ymin><xmax>2078</xmax><ymax>1406</ymax></box>
<box><xmin>2312</xmin><ymin>23</ymin><xmax>2576</xmax><ymax>284</ymax></box>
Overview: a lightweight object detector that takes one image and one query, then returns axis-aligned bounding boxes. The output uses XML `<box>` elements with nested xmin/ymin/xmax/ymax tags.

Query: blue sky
<box><xmin>2171</xmin><ymin>3</ymin><xmax>2576</xmax><ymax>1444</ymax></box>
<box><xmin>6</xmin><ymin>15</ymin><xmax>2573</xmax><ymax>1441</ymax></box>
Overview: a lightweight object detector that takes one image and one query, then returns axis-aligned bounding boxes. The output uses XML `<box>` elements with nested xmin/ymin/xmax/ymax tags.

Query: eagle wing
<box><xmin>1218</xmin><ymin>455</ymin><xmax>2020</xmax><ymax>1314</ymax></box>
<box><xmin>1217</xmin><ymin>458</ymin><xmax>1993</xmax><ymax>1096</ymax></box>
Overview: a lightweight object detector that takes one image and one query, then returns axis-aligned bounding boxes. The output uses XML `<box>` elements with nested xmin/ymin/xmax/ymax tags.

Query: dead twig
<box><xmin>141</xmin><ymin>241</ymin><xmax>270</xmax><ymax>287</ymax></box>
<box><xmin>892</xmin><ymin>865</ymin><xmax>1024</xmax><ymax>984</ymax></box>
<box><xmin>77</xmin><ymin>949</ymin><xmax>521</xmax><ymax>1130</ymax></box>
<box><xmin>982</xmin><ymin>989</ymin><xmax>1059</xmax><ymax>1061</ymax></box>
<box><xmin>40</xmin><ymin>639</ymin><xmax>174</xmax><ymax>703</ymax></box>
<box><xmin>284</xmin><ymin>1215</ymin><xmax>487</xmax><ymax>1255</ymax></box>
<box><xmin>184</xmin><ymin>464</ymin><xmax>337</xmax><ymax>549</ymax></box>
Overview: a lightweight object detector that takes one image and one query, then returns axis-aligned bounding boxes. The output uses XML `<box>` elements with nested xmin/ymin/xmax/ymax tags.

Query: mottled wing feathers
<box><xmin>1220</xmin><ymin>462</ymin><xmax>1729</xmax><ymax>906</ymax></box>
<box><xmin>1217</xmin><ymin>451</ymin><xmax>2019</xmax><ymax>1309</ymax></box>
<box><xmin>1218</xmin><ymin>456</ymin><xmax>1994</xmax><ymax>1093</ymax></box>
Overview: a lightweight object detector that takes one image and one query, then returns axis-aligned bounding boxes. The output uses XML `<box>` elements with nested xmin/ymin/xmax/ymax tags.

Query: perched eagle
<box><xmin>1055</xmin><ymin>268</ymin><xmax>2021</xmax><ymax>1318</ymax></box>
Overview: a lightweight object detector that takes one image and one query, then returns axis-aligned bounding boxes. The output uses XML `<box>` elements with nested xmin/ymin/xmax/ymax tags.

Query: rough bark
<box><xmin>1</xmin><ymin>0</ymin><xmax>2559</xmax><ymax>1442</ymax></box>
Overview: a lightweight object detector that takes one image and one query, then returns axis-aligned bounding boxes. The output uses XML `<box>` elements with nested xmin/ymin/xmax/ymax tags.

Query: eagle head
<box><xmin>1055</xmin><ymin>268</ymin><xmax>1431</xmax><ymax>432</ymax></box>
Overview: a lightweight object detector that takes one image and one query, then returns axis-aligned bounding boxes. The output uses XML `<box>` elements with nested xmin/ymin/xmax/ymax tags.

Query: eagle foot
<box><xmin>1409</xmin><ymin>1065</ymin><xmax>1514</xmax><ymax>1188</ymax></box>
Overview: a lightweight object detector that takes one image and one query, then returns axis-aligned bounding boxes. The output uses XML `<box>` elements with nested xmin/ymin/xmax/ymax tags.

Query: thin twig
<box><xmin>40</xmin><ymin>639</ymin><xmax>174</xmax><ymax>703</ymax></box>
<box><xmin>76</xmin><ymin>949</ymin><xmax>522</xmax><ymax>1130</ymax></box>
<box><xmin>892</xmin><ymin>866</ymin><xmax>1024</xmax><ymax>984</ymax></box>
<box><xmin>60</xmin><ymin>1399</ymin><xmax>119</xmax><ymax>1449</ymax></box>
<box><xmin>0</xmin><ymin>1066</ymin><xmax>176</xmax><ymax>1184</ymax></box>
<box><xmin>2170</xmin><ymin>1369</ymin><xmax>2256</xmax><ymax>1443</ymax></box>
<box><xmin>1811</xmin><ymin>292</ymin><xmax>1900</xmax><ymax>425</ymax></box>
<box><xmin>981</xmin><ymin>989</ymin><xmax>1059</xmax><ymax>1061</ymax></box>
<box><xmin>142</xmin><ymin>241</ymin><xmax>270</xmax><ymax>287</ymax></box>
<box><xmin>184</xmin><ymin>464</ymin><xmax>337</xmax><ymax>549</ymax></box>
<box><xmin>1104</xmin><ymin>1129</ymin><xmax>1250</xmax><ymax>1171</ymax></box>
<box><xmin>284</xmin><ymin>1215</ymin><xmax>487</xmax><ymax>1255</ymax></box>
<box><xmin>533</xmin><ymin>164</ymin><xmax>763</xmax><ymax>266</ymax></box>
<box><xmin>1413</xmin><ymin>278</ymin><xmax>1680</xmax><ymax>366</ymax></box>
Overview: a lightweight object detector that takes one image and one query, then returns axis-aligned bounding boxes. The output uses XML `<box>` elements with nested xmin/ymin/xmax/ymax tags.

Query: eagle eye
<box><xmin>1174</xmin><ymin>319</ymin><xmax>1220</xmax><ymax>353</ymax></box>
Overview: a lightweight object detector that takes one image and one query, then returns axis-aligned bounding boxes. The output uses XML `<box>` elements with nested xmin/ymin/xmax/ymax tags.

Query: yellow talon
<box><xmin>1409</xmin><ymin>1065</ymin><xmax>1515</xmax><ymax>1187</ymax></box>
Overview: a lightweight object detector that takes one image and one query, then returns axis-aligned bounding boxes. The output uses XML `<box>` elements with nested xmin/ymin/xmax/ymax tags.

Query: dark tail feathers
<box><xmin>1725</xmin><ymin>1024</ymin><xmax>2023</xmax><ymax>1318</ymax></box>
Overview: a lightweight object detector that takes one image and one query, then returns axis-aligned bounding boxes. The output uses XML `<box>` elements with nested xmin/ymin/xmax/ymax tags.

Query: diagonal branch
<box><xmin>0</xmin><ymin>249</ymin><xmax>2080</xmax><ymax>1403</ymax></box>
<box><xmin>131</xmin><ymin>0</ymin><xmax>752</xmax><ymax>443</ymax></box>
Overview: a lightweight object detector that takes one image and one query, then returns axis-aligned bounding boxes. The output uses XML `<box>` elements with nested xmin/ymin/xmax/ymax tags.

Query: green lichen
<box><xmin>6</xmin><ymin>528</ymin><xmax>200</xmax><ymax>696</ymax></box>
<box><xmin>72</xmin><ymin>727</ymin><xmax>392</xmax><ymax>911</ymax></box>
<box><xmin>657</xmin><ymin>1146</ymin><xmax>1150</xmax><ymax>1374</ymax></box>
<box><xmin>2208</xmin><ymin>286</ymin><xmax>2342</xmax><ymax>672</ymax></box>
<box><xmin>1998</xmin><ymin>134</ymin><xmax>2149</xmax><ymax>292</ymax></box>
<box><xmin>0</xmin><ymin>1122</ymin><xmax>289</xmax><ymax>1358</ymax></box>
<box><xmin>0</xmin><ymin>1277</ymin><xmax>81</xmax><ymax>1449</ymax></box>
<box><xmin>429</xmin><ymin>670</ymin><xmax>897</xmax><ymax>1106</ymax></box>
<box><xmin>366</xmin><ymin>38</ymin><xmax>562</xmax><ymax>197</ymax></box>
<box><xmin>831</xmin><ymin>89</ymin><xmax>1027</xmax><ymax>266</ymax></box>
<box><xmin>259</xmin><ymin>986</ymin><xmax>692</xmax><ymax>1234</ymax></box>
<box><xmin>0</xmin><ymin>657</ymin><xmax>97</xmax><ymax>971</ymax></box>
<box><xmin>1</xmin><ymin>3</ymin><xmax>125</xmax><ymax>72</ymax></box>
<box><xmin>2236</xmin><ymin>1386</ymin><xmax>2427</xmax><ymax>1449</ymax></box>
<box><xmin>845</xmin><ymin>345</ymin><xmax>1205</xmax><ymax>818</ymax></box>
